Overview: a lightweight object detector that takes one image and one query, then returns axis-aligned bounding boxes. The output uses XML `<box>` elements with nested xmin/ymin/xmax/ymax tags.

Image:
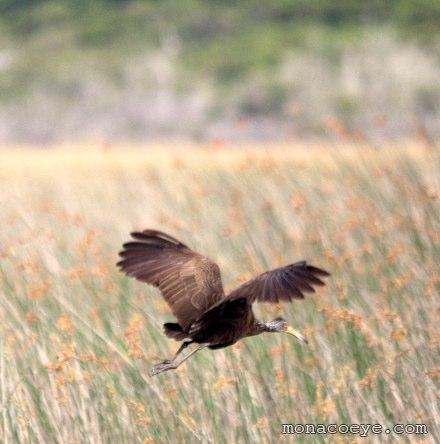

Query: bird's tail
<box><xmin>163</xmin><ymin>323</ymin><xmax>188</xmax><ymax>341</ymax></box>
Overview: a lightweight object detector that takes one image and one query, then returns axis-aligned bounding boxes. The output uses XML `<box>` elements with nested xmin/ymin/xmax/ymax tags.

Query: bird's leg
<box><xmin>171</xmin><ymin>340</ymin><xmax>193</xmax><ymax>360</ymax></box>
<box><xmin>154</xmin><ymin>341</ymin><xmax>193</xmax><ymax>367</ymax></box>
<box><xmin>150</xmin><ymin>343</ymin><xmax>208</xmax><ymax>376</ymax></box>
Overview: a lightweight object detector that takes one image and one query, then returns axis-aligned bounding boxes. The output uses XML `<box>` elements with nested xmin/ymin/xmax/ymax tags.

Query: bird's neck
<box><xmin>246</xmin><ymin>320</ymin><xmax>272</xmax><ymax>337</ymax></box>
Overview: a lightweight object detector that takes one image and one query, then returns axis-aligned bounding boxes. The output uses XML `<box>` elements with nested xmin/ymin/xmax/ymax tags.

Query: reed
<box><xmin>0</xmin><ymin>143</ymin><xmax>438</xmax><ymax>443</ymax></box>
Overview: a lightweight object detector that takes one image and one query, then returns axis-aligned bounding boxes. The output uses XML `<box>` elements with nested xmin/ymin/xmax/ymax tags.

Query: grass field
<box><xmin>0</xmin><ymin>143</ymin><xmax>439</xmax><ymax>443</ymax></box>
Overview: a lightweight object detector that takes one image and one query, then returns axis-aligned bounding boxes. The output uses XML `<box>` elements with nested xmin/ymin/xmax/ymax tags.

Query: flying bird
<box><xmin>117</xmin><ymin>230</ymin><xmax>329</xmax><ymax>376</ymax></box>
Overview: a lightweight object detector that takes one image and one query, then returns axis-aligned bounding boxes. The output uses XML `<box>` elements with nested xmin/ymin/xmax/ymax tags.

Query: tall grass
<box><xmin>0</xmin><ymin>143</ymin><xmax>439</xmax><ymax>443</ymax></box>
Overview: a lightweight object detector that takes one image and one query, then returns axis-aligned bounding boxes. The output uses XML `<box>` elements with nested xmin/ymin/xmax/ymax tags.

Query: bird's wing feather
<box><xmin>226</xmin><ymin>261</ymin><xmax>330</xmax><ymax>304</ymax></box>
<box><xmin>117</xmin><ymin>230</ymin><xmax>225</xmax><ymax>330</ymax></box>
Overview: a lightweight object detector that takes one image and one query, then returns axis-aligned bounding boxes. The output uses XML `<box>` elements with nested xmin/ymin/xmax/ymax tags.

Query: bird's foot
<box><xmin>150</xmin><ymin>361</ymin><xmax>177</xmax><ymax>376</ymax></box>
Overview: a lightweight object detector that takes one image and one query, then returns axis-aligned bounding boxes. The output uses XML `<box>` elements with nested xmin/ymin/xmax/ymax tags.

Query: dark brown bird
<box><xmin>117</xmin><ymin>229</ymin><xmax>330</xmax><ymax>376</ymax></box>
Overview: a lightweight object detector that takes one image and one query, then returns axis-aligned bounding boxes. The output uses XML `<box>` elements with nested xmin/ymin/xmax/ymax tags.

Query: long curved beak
<box><xmin>286</xmin><ymin>326</ymin><xmax>309</xmax><ymax>344</ymax></box>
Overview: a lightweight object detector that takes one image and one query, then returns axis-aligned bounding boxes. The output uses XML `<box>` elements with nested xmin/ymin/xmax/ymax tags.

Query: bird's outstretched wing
<box><xmin>117</xmin><ymin>230</ymin><xmax>225</xmax><ymax>330</ymax></box>
<box><xmin>226</xmin><ymin>261</ymin><xmax>330</xmax><ymax>303</ymax></box>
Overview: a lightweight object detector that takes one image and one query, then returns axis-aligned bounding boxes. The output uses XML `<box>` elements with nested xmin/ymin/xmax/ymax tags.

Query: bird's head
<box><xmin>269</xmin><ymin>317</ymin><xmax>308</xmax><ymax>344</ymax></box>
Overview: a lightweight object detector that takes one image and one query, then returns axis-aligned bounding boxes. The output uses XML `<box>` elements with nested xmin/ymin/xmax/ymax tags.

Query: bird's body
<box><xmin>117</xmin><ymin>230</ymin><xmax>329</xmax><ymax>375</ymax></box>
